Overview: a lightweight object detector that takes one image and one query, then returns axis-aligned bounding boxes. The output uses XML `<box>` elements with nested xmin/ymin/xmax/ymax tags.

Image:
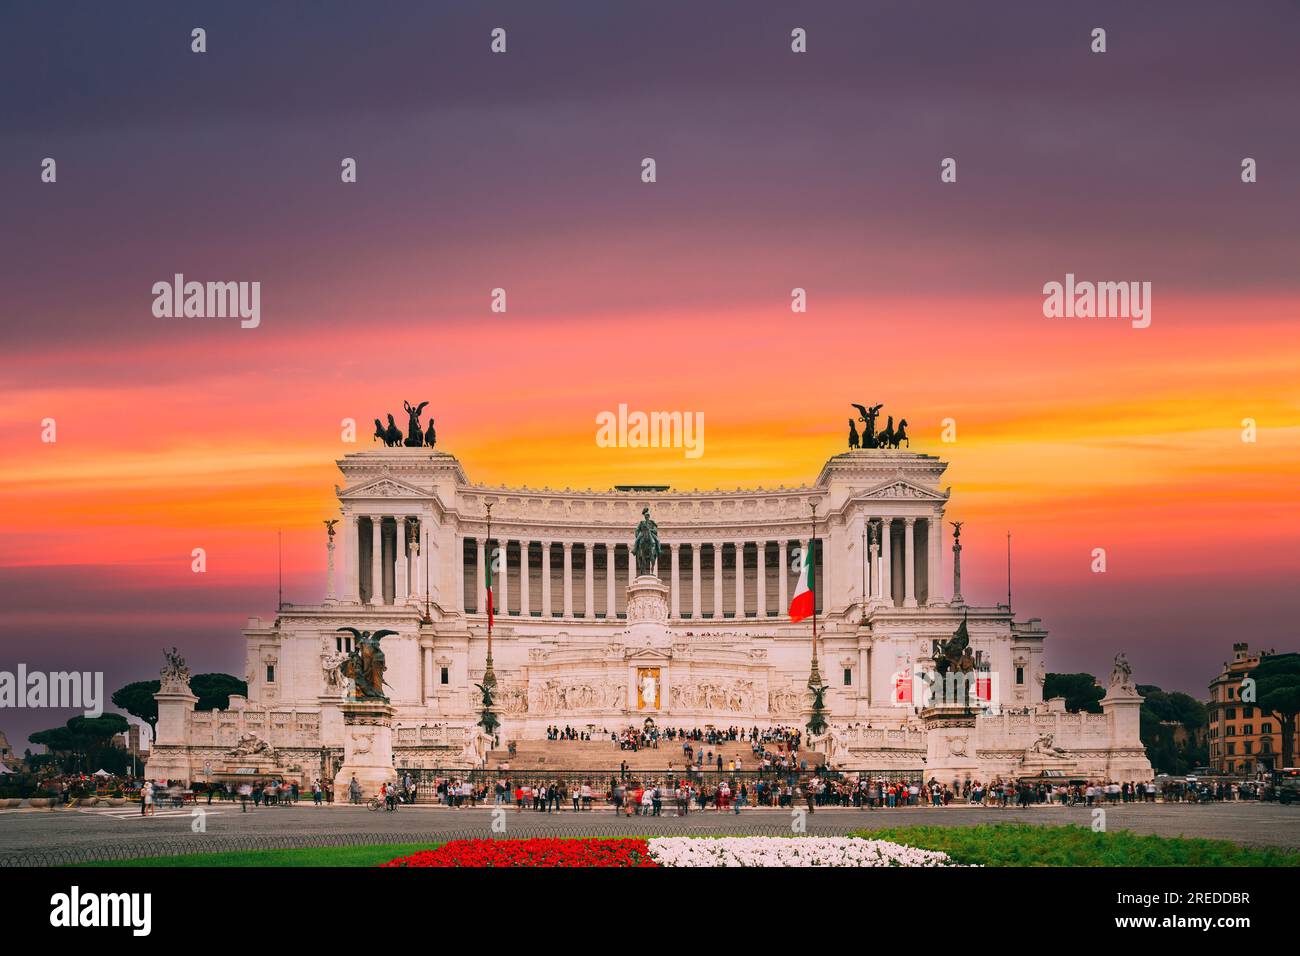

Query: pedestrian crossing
<box><xmin>76</xmin><ymin>805</ymin><xmax>223</xmax><ymax>821</ymax></box>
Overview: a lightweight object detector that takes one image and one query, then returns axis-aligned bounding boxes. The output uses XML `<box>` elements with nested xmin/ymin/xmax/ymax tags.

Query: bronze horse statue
<box><xmin>384</xmin><ymin>414</ymin><xmax>403</xmax><ymax>447</ymax></box>
<box><xmin>633</xmin><ymin>507</ymin><xmax>660</xmax><ymax>575</ymax></box>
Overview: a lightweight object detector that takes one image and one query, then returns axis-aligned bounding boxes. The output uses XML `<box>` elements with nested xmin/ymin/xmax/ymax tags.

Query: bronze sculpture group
<box><xmin>849</xmin><ymin>403</ymin><xmax>909</xmax><ymax>449</ymax></box>
<box><xmin>336</xmin><ymin>627</ymin><xmax>394</xmax><ymax>701</ymax></box>
<box><xmin>932</xmin><ymin>613</ymin><xmax>978</xmax><ymax>707</ymax></box>
<box><xmin>373</xmin><ymin>399</ymin><xmax>436</xmax><ymax>448</ymax></box>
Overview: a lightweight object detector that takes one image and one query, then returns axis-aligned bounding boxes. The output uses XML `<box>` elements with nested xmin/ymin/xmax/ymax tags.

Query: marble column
<box><xmin>712</xmin><ymin>542</ymin><xmax>724</xmax><ymax>619</ymax></box>
<box><xmin>583</xmin><ymin>543</ymin><xmax>595</xmax><ymax>618</ymax></box>
<box><xmin>519</xmin><ymin>540</ymin><xmax>530</xmax><ymax>618</ymax></box>
<box><xmin>880</xmin><ymin>519</ymin><xmax>893</xmax><ymax>607</ymax></box>
<box><xmin>866</xmin><ymin>523</ymin><xmax>876</xmax><ymax>603</ymax></box>
<box><xmin>395</xmin><ymin>520</ymin><xmax>409</xmax><ymax>602</ymax></box>
<box><xmin>371</xmin><ymin>516</ymin><xmax>384</xmax><ymax>605</ymax></box>
<box><xmin>858</xmin><ymin>645</ymin><xmax>870</xmax><ymax>704</ymax></box>
<box><xmin>927</xmin><ymin>516</ymin><xmax>943</xmax><ymax>605</ymax></box>
<box><xmin>734</xmin><ymin>542</ymin><xmax>746</xmax><ymax>618</ymax></box>
<box><xmin>346</xmin><ymin>514</ymin><xmax>361</xmax><ymax>603</ymax></box>
<box><xmin>755</xmin><ymin>539</ymin><xmax>767</xmax><ymax>617</ymax></box>
<box><xmin>778</xmin><ymin>540</ymin><xmax>789</xmax><ymax>617</ymax></box>
<box><xmin>326</xmin><ymin>529</ymin><xmax>337</xmax><ymax>602</ymax></box>
<box><xmin>541</xmin><ymin>541</ymin><xmax>553</xmax><ymax>617</ymax></box>
<box><xmin>562</xmin><ymin>542</ymin><xmax>574</xmax><ymax>618</ymax></box>
<box><xmin>498</xmin><ymin>538</ymin><xmax>509</xmax><ymax>617</ymax></box>
<box><xmin>605</xmin><ymin>543</ymin><xmax>617</xmax><ymax>618</ymax></box>
<box><xmin>903</xmin><ymin>517</ymin><xmax>918</xmax><ymax>608</ymax></box>
<box><xmin>669</xmin><ymin>543</ymin><xmax>681</xmax><ymax>619</ymax></box>
<box><xmin>691</xmin><ymin>544</ymin><xmax>702</xmax><ymax>619</ymax></box>
<box><xmin>475</xmin><ymin>537</ymin><xmax>486</xmax><ymax>614</ymax></box>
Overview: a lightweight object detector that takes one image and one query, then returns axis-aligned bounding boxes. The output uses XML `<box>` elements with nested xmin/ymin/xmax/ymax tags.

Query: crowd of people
<box><xmin>405</xmin><ymin>770</ymin><xmax>1288</xmax><ymax>813</ymax></box>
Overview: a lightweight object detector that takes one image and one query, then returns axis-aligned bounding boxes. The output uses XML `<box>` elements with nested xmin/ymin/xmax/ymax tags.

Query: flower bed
<box><xmin>648</xmin><ymin>836</ymin><xmax>962</xmax><ymax>867</ymax></box>
<box><xmin>382</xmin><ymin>838</ymin><xmax>659</xmax><ymax>867</ymax></box>
<box><xmin>382</xmin><ymin>836</ymin><xmax>962</xmax><ymax>868</ymax></box>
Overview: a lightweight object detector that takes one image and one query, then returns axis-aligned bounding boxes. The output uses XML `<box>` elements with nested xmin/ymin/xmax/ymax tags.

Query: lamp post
<box><xmin>806</xmin><ymin>500</ymin><xmax>827</xmax><ymax>736</ymax></box>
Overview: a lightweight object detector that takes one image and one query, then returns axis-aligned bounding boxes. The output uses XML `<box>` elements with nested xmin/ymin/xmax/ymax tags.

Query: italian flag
<box><xmin>789</xmin><ymin>541</ymin><xmax>815</xmax><ymax>622</ymax></box>
<box><xmin>485</xmin><ymin>548</ymin><xmax>495</xmax><ymax>630</ymax></box>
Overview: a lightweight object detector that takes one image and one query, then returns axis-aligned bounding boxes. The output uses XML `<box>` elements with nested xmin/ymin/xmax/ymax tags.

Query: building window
<box><xmin>1015</xmin><ymin>666</ymin><xmax>1024</xmax><ymax>686</ymax></box>
<box><xmin>843</xmin><ymin>668</ymin><xmax>852</xmax><ymax>687</ymax></box>
<box><xmin>1244</xmin><ymin>706</ymin><xmax>1255</xmax><ymax>718</ymax></box>
<box><xmin>440</xmin><ymin>667</ymin><xmax>449</xmax><ymax>685</ymax></box>
<box><xmin>265</xmin><ymin>664</ymin><xmax>275</xmax><ymax>683</ymax></box>
<box><xmin>1262</xmin><ymin>722</ymin><xmax>1272</xmax><ymax>734</ymax></box>
<box><xmin>1227</xmin><ymin>743</ymin><xmax>1236</xmax><ymax>755</ymax></box>
<box><xmin>1225</xmin><ymin>707</ymin><xmax>1236</xmax><ymax>720</ymax></box>
<box><xmin>1244</xmin><ymin>741</ymin><xmax>1253</xmax><ymax>754</ymax></box>
<box><xmin>1243</xmin><ymin>724</ymin><xmax>1253</xmax><ymax>736</ymax></box>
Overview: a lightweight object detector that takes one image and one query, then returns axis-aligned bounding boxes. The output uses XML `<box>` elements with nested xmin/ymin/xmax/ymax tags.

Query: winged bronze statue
<box><xmin>851</xmin><ymin>403</ymin><xmax>884</xmax><ymax>448</ymax></box>
<box><xmin>335</xmin><ymin>627</ymin><xmax>398</xmax><ymax>701</ymax></box>
<box><xmin>403</xmin><ymin>400</ymin><xmax>430</xmax><ymax>447</ymax></box>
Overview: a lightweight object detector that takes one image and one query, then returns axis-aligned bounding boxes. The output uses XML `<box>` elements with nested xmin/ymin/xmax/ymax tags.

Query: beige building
<box><xmin>1208</xmin><ymin>642</ymin><xmax>1296</xmax><ymax>774</ymax></box>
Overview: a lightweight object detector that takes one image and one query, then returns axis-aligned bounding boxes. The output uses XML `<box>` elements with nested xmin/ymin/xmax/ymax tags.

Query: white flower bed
<box><xmin>647</xmin><ymin>836</ymin><xmax>964</xmax><ymax>867</ymax></box>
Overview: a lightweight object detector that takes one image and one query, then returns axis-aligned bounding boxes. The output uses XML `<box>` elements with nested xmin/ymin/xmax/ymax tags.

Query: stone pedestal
<box><xmin>625</xmin><ymin>574</ymin><xmax>669</xmax><ymax>632</ymax></box>
<box><xmin>332</xmin><ymin>700</ymin><xmax>395</xmax><ymax>800</ymax></box>
<box><xmin>1101</xmin><ymin>683</ymin><xmax>1154</xmax><ymax>779</ymax></box>
<box><xmin>145</xmin><ymin>679</ymin><xmax>199</xmax><ymax>783</ymax></box>
<box><xmin>625</xmin><ymin>575</ymin><xmax>670</xmax><ymax>713</ymax></box>
<box><xmin>920</xmin><ymin>705</ymin><xmax>980</xmax><ymax>782</ymax></box>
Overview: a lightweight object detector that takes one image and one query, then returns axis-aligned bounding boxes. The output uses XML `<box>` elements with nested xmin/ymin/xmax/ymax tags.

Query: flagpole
<box><xmin>485</xmin><ymin>502</ymin><xmax>495</xmax><ymax>673</ymax></box>
<box><xmin>1006</xmin><ymin>531</ymin><xmax>1012</xmax><ymax>610</ymax></box>
<box><xmin>480</xmin><ymin>501</ymin><xmax>499</xmax><ymax>741</ymax></box>
<box><xmin>806</xmin><ymin>500</ymin><xmax>827</xmax><ymax>739</ymax></box>
<box><xmin>808</xmin><ymin>501</ymin><xmax>821</xmax><ymax>684</ymax></box>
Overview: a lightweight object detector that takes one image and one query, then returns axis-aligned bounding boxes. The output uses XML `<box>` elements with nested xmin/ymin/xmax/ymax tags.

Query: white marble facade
<box><xmin>148</xmin><ymin>447</ymin><xmax>1151</xmax><ymax>782</ymax></box>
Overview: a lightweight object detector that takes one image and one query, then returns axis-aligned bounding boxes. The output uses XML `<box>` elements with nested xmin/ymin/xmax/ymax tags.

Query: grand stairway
<box><xmin>484</xmin><ymin>738</ymin><xmax>822</xmax><ymax>773</ymax></box>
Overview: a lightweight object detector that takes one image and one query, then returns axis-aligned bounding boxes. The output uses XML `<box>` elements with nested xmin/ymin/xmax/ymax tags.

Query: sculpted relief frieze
<box><xmin>768</xmin><ymin>686</ymin><xmax>803</xmax><ymax>716</ymax></box>
<box><xmin>669</xmin><ymin>679</ymin><xmax>755</xmax><ymax>712</ymax></box>
<box><xmin>526</xmin><ymin>679</ymin><xmax>626</xmax><ymax>713</ymax></box>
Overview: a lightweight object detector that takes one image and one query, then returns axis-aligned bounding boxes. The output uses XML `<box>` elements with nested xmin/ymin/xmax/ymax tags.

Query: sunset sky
<box><xmin>1</xmin><ymin>1</ymin><xmax>1298</xmax><ymax>746</ymax></box>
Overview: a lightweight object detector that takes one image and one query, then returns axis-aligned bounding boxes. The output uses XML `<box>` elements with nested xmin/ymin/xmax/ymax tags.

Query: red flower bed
<box><xmin>382</xmin><ymin>838</ymin><xmax>659</xmax><ymax>868</ymax></box>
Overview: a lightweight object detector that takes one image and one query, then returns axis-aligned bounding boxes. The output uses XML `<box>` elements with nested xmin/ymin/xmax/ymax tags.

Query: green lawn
<box><xmin>851</xmin><ymin>824</ymin><xmax>1300</xmax><ymax>867</ymax></box>
<box><xmin>82</xmin><ymin>842</ymin><xmax>440</xmax><ymax>868</ymax></box>
<box><xmin>82</xmin><ymin>824</ymin><xmax>1299</xmax><ymax>867</ymax></box>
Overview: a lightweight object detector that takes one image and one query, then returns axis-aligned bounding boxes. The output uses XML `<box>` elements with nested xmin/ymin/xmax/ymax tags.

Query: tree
<box><xmin>1138</xmin><ymin>685</ymin><xmax>1208</xmax><ymax>775</ymax></box>
<box><xmin>1247</xmin><ymin>652</ymin><xmax>1300</xmax><ymax>769</ymax></box>
<box><xmin>29</xmin><ymin>713</ymin><xmax>131</xmax><ymax>775</ymax></box>
<box><xmin>1042</xmin><ymin>672</ymin><xmax>1104</xmax><ymax>714</ymax></box>
<box><xmin>111</xmin><ymin>680</ymin><xmax>160</xmax><ymax>743</ymax></box>
<box><xmin>191</xmin><ymin>673</ymin><xmax>247</xmax><ymax>711</ymax></box>
<box><xmin>111</xmin><ymin>673</ymin><xmax>247</xmax><ymax>743</ymax></box>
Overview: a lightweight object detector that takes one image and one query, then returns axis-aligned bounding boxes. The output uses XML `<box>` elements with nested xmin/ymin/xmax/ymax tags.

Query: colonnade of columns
<box><xmin>342</xmin><ymin>514</ymin><xmax>432</xmax><ymax>606</ymax></box>
<box><xmin>338</xmin><ymin>514</ymin><xmax>942</xmax><ymax>613</ymax></box>
<box><xmin>461</xmin><ymin>538</ymin><xmax>830</xmax><ymax>621</ymax></box>
<box><xmin>851</xmin><ymin>516</ymin><xmax>944</xmax><ymax>609</ymax></box>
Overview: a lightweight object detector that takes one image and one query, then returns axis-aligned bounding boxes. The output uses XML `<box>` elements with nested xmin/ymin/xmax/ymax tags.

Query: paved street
<box><xmin>1</xmin><ymin>801</ymin><xmax>1297</xmax><ymax>864</ymax></box>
